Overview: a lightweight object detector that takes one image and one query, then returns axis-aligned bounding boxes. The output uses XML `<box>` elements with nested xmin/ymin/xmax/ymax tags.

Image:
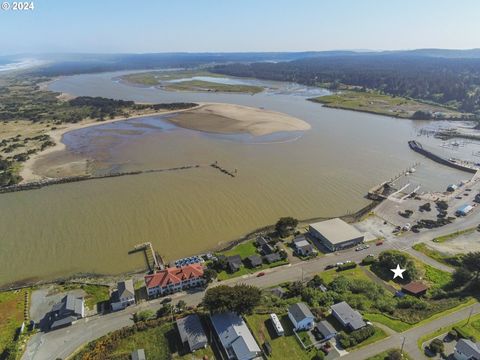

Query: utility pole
<box><xmin>466</xmin><ymin>306</ymin><xmax>474</xmax><ymax>325</ymax></box>
<box><xmin>400</xmin><ymin>336</ymin><xmax>406</xmax><ymax>358</ymax></box>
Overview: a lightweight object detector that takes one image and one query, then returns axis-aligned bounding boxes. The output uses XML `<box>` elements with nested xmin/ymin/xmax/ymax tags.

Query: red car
<box><xmin>257</xmin><ymin>272</ymin><xmax>266</xmax><ymax>277</ymax></box>
<box><xmin>376</xmin><ymin>240</ymin><xmax>384</xmax><ymax>246</ymax></box>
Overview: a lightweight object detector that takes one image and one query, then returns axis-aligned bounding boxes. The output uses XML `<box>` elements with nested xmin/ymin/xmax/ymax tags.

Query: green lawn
<box><xmin>245</xmin><ymin>313</ymin><xmax>315</xmax><ymax>360</ymax></box>
<box><xmin>223</xmin><ymin>240</ymin><xmax>258</xmax><ymax>258</ymax></box>
<box><xmin>363</xmin><ymin>313</ymin><xmax>412</xmax><ymax>333</ymax></box>
<box><xmin>73</xmin><ymin>321</ymin><xmax>215</xmax><ymax>360</ymax></box>
<box><xmin>217</xmin><ymin>259</ymin><xmax>289</xmax><ymax>281</ymax></box>
<box><xmin>82</xmin><ymin>284</ymin><xmax>110</xmax><ymax>309</ymax></box>
<box><xmin>309</xmin><ymin>90</ymin><xmax>462</xmax><ymax>119</ymax></box>
<box><xmin>0</xmin><ymin>290</ymin><xmax>26</xmax><ymax>355</ymax></box>
<box><xmin>366</xmin><ymin>349</ymin><xmax>413</xmax><ymax>360</ymax></box>
<box><xmin>423</xmin><ymin>264</ymin><xmax>452</xmax><ymax>288</ymax></box>
<box><xmin>165</xmin><ymin>80</ymin><xmax>264</xmax><ymax>94</ymax></box>
<box><xmin>319</xmin><ymin>266</ymin><xmax>370</xmax><ymax>284</ymax></box>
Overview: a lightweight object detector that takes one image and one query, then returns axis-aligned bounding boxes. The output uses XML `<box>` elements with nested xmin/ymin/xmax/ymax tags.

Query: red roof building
<box><xmin>145</xmin><ymin>264</ymin><xmax>205</xmax><ymax>297</ymax></box>
<box><xmin>402</xmin><ymin>281</ymin><xmax>428</xmax><ymax>297</ymax></box>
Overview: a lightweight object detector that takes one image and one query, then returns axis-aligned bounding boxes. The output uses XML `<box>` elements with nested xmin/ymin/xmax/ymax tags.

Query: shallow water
<box><xmin>0</xmin><ymin>72</ymin><xmax>468</xmax><ymax>286</ymax></box>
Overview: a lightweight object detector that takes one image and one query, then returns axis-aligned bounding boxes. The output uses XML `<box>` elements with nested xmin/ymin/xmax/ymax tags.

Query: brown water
<box><xmin>0</xmin><ymin>72</ymin><xmax>467</xmax><ymax>287</ymax></box>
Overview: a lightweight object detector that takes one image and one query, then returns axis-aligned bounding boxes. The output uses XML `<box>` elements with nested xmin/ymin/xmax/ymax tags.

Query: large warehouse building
<box><xmin>309</xmin><ymin>218</ymin><xmax>364</xmax><ymax>251</ymax></box>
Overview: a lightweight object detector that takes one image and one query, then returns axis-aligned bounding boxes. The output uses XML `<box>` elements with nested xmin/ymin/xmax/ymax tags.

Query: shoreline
<box><xmin>19</xmin><ymin>104</ymin><xmax>203</xmax><ymax>183</ymax></box>
<box><xmin>0</xmin><ymin>199</ymin><xmax>379</xmax><ymax>291</ymax></box>
<box><xmin>19</xmin><ymin>102</ymin><xmax>311</xmax><ymax>182</ymax></box>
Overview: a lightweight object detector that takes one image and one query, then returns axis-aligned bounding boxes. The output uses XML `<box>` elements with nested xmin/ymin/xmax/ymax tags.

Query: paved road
<box><xmin>341</xmin><ymin>302</ymin><xmax>480</xmax><ymax>360</ymax></box>
<box><xmin>22</xmin><ymin>206</ymin><xmax>480</xmax><ymax>360</ymax></box>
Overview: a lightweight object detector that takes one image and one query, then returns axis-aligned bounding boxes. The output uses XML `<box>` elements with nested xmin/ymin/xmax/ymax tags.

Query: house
<box><xmin>292</xmin><ymin>235</ymin><xmax>315</xmax><ymax>256</ymax></box>
<box><xmin>454</xmin><ymin>339</ymin><xmax>480</xmax><ymax>360</ymax></box>
<box><xmin>176</xmin><ymin>314</ymin><xmax>208</xmax><ymax>353</ymax></box>
<box><xmin>288</xmin><ymin>303</ymin><xmax>315</xmax><ymax>331</ymax></box>
<box><xmin>245</xmin><ymin>255</ymin><xmax>263</xmax><ymax>268</ymax></box>
<box><xmin>210</xmin><ymin>312</ymin><xmax>262</xmax><ymax>360</ymax></box>
<box><xmin>270</xmin><ymin>313</ymin><xmax>284</xmax><ymax>336</ymax></box>
<box><xmin>111</xmin><ymin>279</ymin><xmax>135</xmax><ymax>311</ymax></box>
<box><xmin>263</xmin><ymin>253</ymin><xmax>281</xmax><ymax>264</ymax></box>
<box><xmin>49</xmin><ymin>294</ymin><xmax>85</xmax><ymax>330</ymax></box>
<box><xmin>309</xmin><ymin>218</ymin><xmax>364</xmax><ymax>252</ymax></box>
<box><xmin>456</xmin><ymin>204</ymin><xmax>473</xmax><ymax>216</ymax></box>
<box><xmin>269</xmin><ymin>287</ymin><xmax>286</xmax><ymax>298</ymax></box>
<box><xmin>226</xmin><ymin>255</ymin><xmax>243</xmax><ymax>273</ymax></box>
<box><xmin>257</xmin><ymin>236</ymin><xmax>275</xmax><ymax>255</ymax></box>
<box><xmin>331</xmin><ymin>301</ymin><xmax>366</xmax><ymax>331</ymax></box>
<box><xmin>313</xmin><ymin>321</ymin><xmax>337</xmax><ymax>341</ymax></box>
<box><xmin>131</xmin><ymin>349</ymin><xmax>146</xmax><ymax>360</ymax></box>
<box><xmin>144</xmin><ymin>264</ymin><xmax>204</xmax><ymax>297</ymax></box>
<box><xmin>402</xmin><ymin>281</ymin><xmax>428</xmax><ymax>297</ymax></box>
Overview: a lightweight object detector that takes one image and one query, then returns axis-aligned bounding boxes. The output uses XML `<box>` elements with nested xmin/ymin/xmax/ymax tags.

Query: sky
<box><xmin>1</xmin><ymin>0</ymin><xmax>479</xmax><ymax>55</ymax></box>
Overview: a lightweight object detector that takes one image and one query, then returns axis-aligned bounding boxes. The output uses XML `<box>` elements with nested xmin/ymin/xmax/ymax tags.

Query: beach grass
<box><xmin>0</xmin><ymin>290</ymin><xmax>26</xmax><ymax>355</ymax></box>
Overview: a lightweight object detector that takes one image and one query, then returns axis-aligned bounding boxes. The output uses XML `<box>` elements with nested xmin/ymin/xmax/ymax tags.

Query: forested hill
<box><xmin>211</xmin><ymin>55</ymin><xmax>480</xmax><ymax>113</ymax></box>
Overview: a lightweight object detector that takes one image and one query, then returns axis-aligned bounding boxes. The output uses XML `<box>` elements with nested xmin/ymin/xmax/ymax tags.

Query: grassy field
<box><xmin>165</xmin><ymin>80</ymin><xmax>263</xmax><ymax>94</ymax></box>
<box><xmin>0</xmin><ymin>290</ymin><xmax>26</xmax><ymax>355</ymax></box>
<box><xmin>217</xmin><ymin>259</ymin><xmax>289</xmax><ymax>281</ymax></box>
<box><xmin>309</xmin><ymin>90</ymin><xmax>463</xmax><ymax>119</ymax></box>
<box><xmin>412</xmin><ymin>243</ymin><xmax>457</xmax><ymax>267</ymax></box>
<box><xmin>319</xmin><ymin>266</ymin><xmax>371</xmax><ymax>284</ymax></box>
<box><xmin>417</xmin><ymin>312</ymin><xmax>480</xmax><ymax>349</ymax></box>
<box><xmin>223</xmin><ymin>240</ymin><xmax>258</xmax><ymax>258</ymax></box>
<box><xmin>246</xmin><ymin>313</ymin><xmax>315</xmax><ymax>360</ymax></box>
<box><xmin>363</xmin><ymin>313</ymin><xmax>413</xmax><ymax>333</ymax></box>
<box><xmin>366</xmin><ymin>349</ymin><xmax>412</xmax><ymax>360</ymax></box>
<box><xmin>432</xmin><ymin>228</ymin><xmax>476</xmax><ymax>243</ymax></box>
<box><xmin>121</xmin><ymin>70</ymin><xmax>225</xmax><ymax>85</ymax></box>
<box><xmin>73</xmin><ymin>321</ymin><xmax>215</xmax><ymax>360</ymax></box>
<box><xmin>58</xmin><ymin>283</ymin><xmax>110</xmax><ymax>310</ymax></box>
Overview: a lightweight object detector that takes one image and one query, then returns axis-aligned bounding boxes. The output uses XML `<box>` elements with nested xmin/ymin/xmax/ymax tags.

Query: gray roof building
<box><xmin>455</xmin><ymin>339</ymin><xmax>480</xmax><ymax>360</ymax></box>
<box><xmin>246</xmin><ymin>254</ymin><xmax>263</xmax><ymax>268</ymax></box>
<box><xmin>288</xmin><ymin>303</ymin><xmax>314</xmax><ymax>324</ymax></box>
<box><xmin>131</xmin><ymin>349</ymin><xmax>146</xmax><ymax>360</ymax></box>
<box><xmin>210</xmin><ymin>312</ymin><xmax>261</xmax><ymax>360</ymax></box>
<box><xmin>50</xmin><ymin>294</ymin><xmax>84</xmax><ymax>330</ymax></box>
<box><xmin>118</xmin><ymin>279</ymin><xmax>135</xmax><ymax>299</ymax></box>
<box><xmin>314</xmin><ymin>320</ymin><xmax>337</xmax><ymax>340</ymax></box>
<box><xmin>227</xmin><ymin>255</ymin><xmax>243</xmax><ymax>273</ymax></box>
<box><xmin>176</xmin><ymin>314</ymin><xmax>208</xmax><ymax>352</ymax></box>
<box><xmin>309</xmin><ymin>218</ymin><xmax>364</xmax><ymax>251</ymax></box>
<box><xmin>263</xmin><ymin>253</ymin><xmax>281</xmax><ymax>264</ymax></box>
<box><xmin>292</xmin><ymin>236</ymin><xmax>315</xmax><ymax>255</ymax></box>
<box><xmin>331</xmin><ymin>301</ymin><xmax>366</xmax><ymax>331</ymax></box>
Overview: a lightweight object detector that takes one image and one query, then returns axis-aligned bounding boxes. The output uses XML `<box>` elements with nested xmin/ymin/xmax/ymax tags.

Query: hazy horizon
<box><xmin>1</xmin><ymin>0</ymin><xmax>479</xmax><ymax>55</ymax></box>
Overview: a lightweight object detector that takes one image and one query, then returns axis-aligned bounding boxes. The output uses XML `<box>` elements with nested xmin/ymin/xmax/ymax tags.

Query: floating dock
<box><xmin>408</xmin><ymin>140</ymin><xmax>479</xmax><ymax>174</ymax></box>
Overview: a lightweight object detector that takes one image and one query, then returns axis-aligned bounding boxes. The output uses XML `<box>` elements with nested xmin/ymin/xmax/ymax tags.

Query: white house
<box><xmin>111</xmin><ymin>279</ymin><xmax>135</xmax><ymax>311</ymax></box>
<box><xmin>454</xmin><ymin>339</ymin><xmax>480</xmax><ymax>360</ymax></box>
<box><xmin>288</xmin><ymin>303</ymin><xmax>314</xmax><ymax>331</ymax></box>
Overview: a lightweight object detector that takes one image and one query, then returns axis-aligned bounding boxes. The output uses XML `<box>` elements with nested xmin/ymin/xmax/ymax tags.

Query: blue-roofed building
<box><xmin>210</xmin><ymin>312</ymin><xmax>262</xmax><ymax>360</ymax></box>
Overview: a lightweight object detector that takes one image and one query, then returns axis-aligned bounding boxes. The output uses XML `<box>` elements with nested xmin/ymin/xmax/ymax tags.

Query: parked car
<box><xmin>161</xmin><ymin>297</ymin><xmax>172</xmax><ymax>304</ymax></box>
<box><xmin>257</xmin><ymin>272</ymin><xmax>266</xmax><ymax>277</ymax></box>
<box><xmin>376</xmin><ymin>240</ymin><xmax>384</xmax><ymax>246</ymax></box>
<box><xmin>325</xmin><ymin>264</ymin><xmax>336</xmax><ymax>270</ymax></box>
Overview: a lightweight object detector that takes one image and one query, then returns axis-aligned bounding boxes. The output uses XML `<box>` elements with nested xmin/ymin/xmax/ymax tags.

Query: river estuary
<box><xmin>0</xmin><ymin>71</ymin><xmax>468</xmax><ymax>287</ymax></box>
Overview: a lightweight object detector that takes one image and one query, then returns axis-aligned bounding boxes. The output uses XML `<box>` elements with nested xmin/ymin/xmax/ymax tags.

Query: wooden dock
<box><xmin>129</xmin><ymin>242</ymin><xmax>164</xmax><ymax>272</ymax></box>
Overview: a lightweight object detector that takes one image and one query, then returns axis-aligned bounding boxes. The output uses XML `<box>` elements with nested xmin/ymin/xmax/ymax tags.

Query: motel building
<box><xmin>144</xmin><ymin>263</ymin><xmax>205</xmax><ymax>298</ymax></box>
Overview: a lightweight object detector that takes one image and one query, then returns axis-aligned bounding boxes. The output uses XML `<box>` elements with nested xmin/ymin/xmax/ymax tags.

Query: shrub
<box><xmin>337</xmin><ymin>262</ymin><xmax>357</xmax><ymax>271</ymax></box>
<box><xmin>429</xmin><ymin>338</ymin><xmax>444</xmax><ymax>355</ymax></box>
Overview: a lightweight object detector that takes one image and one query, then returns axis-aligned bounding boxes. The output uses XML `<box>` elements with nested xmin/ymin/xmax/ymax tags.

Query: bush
<box><xmin>337</xmin><ymin>325</ymin><xmax>375</xmax><ymax>348</ymax></box>
<box><xmin>314</xmin><ymin>349</ymin><xmax>325</xmax><ymax>360</ymax></box>
<box><xmin>428</xmin><ymin>338</ymin><xmax>444</xmax><ymax>355</ymax></box>
<box><xmin>361</xmin><ymin>255</ymin><xmax>376</xmax><ymax>265</ymax></box>
<box><xmin>337</xmin><ymin>262</ymin><xmax>357</xmax><ymax>271</ymax></box>
<box><xmin>448</xmin><ymin>330</ymin><xmax>458</xmax><ymax>340</ymax></box>
<box><xmin>387</xmin><ymin>349</ymin><xmax>403</xmax><ymax>360</ymax></box>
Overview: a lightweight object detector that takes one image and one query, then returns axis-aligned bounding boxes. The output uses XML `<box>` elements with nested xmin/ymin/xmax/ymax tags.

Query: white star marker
<box><xmin>391</xmin><ymin>264</ymin><xmax>406</xmax><ymax>279</ymax></box>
